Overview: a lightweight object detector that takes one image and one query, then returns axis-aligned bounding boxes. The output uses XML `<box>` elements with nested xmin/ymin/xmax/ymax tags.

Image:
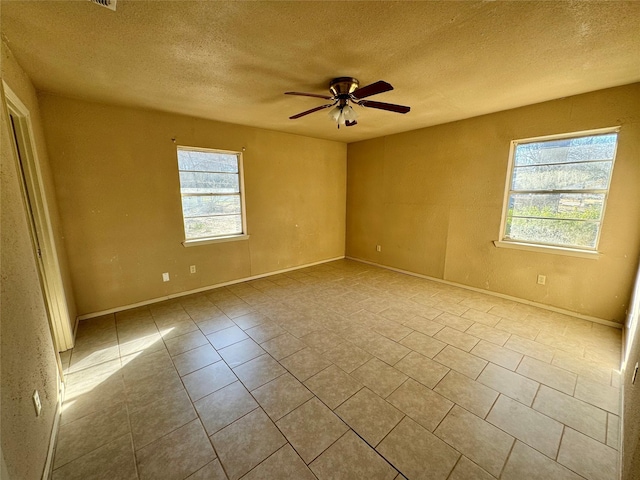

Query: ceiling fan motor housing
<box><xmin>329</xmin><ymin>77</ymin><xmax>359</xmax><ymax>104</ymax></box>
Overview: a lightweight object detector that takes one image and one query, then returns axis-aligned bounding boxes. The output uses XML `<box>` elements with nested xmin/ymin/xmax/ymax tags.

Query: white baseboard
<box><xmin>347</xmin><ymin>256</ymin><xmax>623</xmax><ymax>329</ymax></box>
<box><xmin>77</xmin><ymin>256</ymin><xmax>345</xmax><ymax>321</ymax></box>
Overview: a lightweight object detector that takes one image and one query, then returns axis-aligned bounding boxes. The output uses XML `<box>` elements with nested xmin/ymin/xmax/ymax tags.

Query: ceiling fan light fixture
<box><xmin>328</xmin><ymin>105</ymin><xmax>341</xmax><ymax>122</ymax></box>
<box><xmin>343</xmin><ymin>105</ymin><xmax>358</xmax><ymax>122</ymax></box>
<box><xmin>329</xmin><ymin>104</ymin><xmax>358</xmax><ymax>126</ymax></box>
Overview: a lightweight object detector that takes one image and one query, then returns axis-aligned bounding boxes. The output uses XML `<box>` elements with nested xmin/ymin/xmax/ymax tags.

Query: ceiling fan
<box><xmin>285</xmin><ymin>77</ymin><xmax>410</xmax><ymax>128</ymax></box>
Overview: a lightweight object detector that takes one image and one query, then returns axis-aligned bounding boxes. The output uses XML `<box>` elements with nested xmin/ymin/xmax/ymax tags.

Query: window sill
<box><xmin>182</xmin><ymin>234</ymin><xmax>250</xmax><ymax>247</ymax></box>
<box><xmin>493</xmin><ymin>240</ymin><xmax>599</xmax><ymax>259</ymax></box>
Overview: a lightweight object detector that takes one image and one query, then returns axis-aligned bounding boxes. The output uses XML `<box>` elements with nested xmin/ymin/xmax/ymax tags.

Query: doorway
<box><xmin>3</xmin><ymin>82</ymin><xmax>74</xmax><ymax>356</ymax></box>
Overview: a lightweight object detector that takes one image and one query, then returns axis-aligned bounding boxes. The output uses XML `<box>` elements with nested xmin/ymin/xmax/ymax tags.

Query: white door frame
<box><xmin>2</xmin><ymin>81</ymin><xmax>74</xmax><ymax>352</ymax></box>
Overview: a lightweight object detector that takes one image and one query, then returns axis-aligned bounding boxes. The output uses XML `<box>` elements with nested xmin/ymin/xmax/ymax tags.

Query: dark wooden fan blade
<box><xmin>345</xmin><ymin>120</ymin><xmax>358</xmax><ymax>127</ymax></box>
<box><xmin>359</xmin><ymin>100</ymin><xmax>410</xmax><ymax>114</ymax></box>
<box><xmin>289</xmin><ymin>103</ymin><xmax>334</xmax><ymax>119</ymax></box>
<box><xmin>352</xmin><ymin>81</ymin><xmax>393</xmax><ymax>99</ymax></box>
<box><xmin>285</xmin><ymin>91</ymin><xmax>333</xmax><ymax>100</ymax></box>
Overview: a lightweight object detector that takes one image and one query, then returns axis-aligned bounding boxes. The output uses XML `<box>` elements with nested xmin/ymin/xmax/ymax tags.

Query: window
<box><xmin>177</xmin><ymin>146</ymin><xmax>246</xmax><ymax>243</ymax></box>
<box><xmin>499</xmin><ymin>129</ymin><xmax>618</xmax><ymax>252</ymax></box>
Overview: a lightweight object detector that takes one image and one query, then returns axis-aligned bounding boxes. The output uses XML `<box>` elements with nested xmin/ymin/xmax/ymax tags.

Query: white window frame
<box><xmin>177</xmin><ymin>146</ymin><xmax>249</xmax><ymax>247</ymax></box>
<box><xmin>495</xmin><ymin>127</ymin><xmax>620</xmax><ymax>258</ymax></box>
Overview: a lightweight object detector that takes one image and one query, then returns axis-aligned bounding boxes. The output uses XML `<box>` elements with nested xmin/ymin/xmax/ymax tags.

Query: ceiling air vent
<box><xmin>89</xmin><ymin>0</ymin><xmax>117</xmax><ymax>11</ymax></box>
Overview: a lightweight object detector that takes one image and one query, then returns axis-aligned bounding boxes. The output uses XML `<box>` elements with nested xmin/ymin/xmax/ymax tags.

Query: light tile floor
<box><xmin>55</xmin><ymin>260</ymin><xmax>622</xmax><ymax>480</ymax></box>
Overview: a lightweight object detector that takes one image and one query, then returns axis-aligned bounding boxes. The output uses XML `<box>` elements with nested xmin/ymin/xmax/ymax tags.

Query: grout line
<box><xmin>497</xmin><ymin>437</ymin><xmax>518</xmax><ymax>479</ymax></box>
<box><xmin>67</xmin><ymin>260</ymin><xmax>621</xmax><ymax>479</ymax></box>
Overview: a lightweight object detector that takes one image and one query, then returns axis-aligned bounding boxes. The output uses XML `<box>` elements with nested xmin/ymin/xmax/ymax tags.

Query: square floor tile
<box><xmin>211</xmin><ymin>408</ymin><xmax>286</xmax><ymax>480</ymax></box>
<box><xmin>387</xmin><ymin>379</ymin><xmax>453</xmax><ymax>432</ymax></box>
<box><xmin>157</xmin><ymin>319</ymin><xmax>199</xmax><ymax>340</ymax></box>
<box><xmin>124</xmin><ymin>367</ymin><xmax>185</xmax><ymax>411</ymax></box>
<box><xmin>310</xmin><ymin>431</ymin><xmax>397</xmax><ymax>480</ymax></box>
<box><xmin>241</xmin><ymin>444</ymin><xmax>316</xmax><ymax>480</ymax></box>
<box><xmin>462</xmin><ymin>309</ymin><xmax>501</xmax><ymax>327</ymax></box>
<box><xmin>300</xmin><ymin>328</ymin><xmax>345</xmax><ymax>352</ymax></box>
<box><xmin>279</xmin><ymin>347</ymin><xmax>332</xmax><ymax>381</ymax></box>
<box><xmin>433</xmin><ymin>345</ymin><xmax>487</xmax><ymax>379</ymax></box>
<box><xmin>377</xmin><ymin>417</ymin><xmax>460</xmax><ymax>480</ymax></box>
<box><xmin>557</xmin><ymin>428</ymin><xmax>618</xmax><ymax>480</ymax></box>
<box><xmin>487</xmin><ymin>395</ymin><xmax>563</xmax><ymax>459</ymax></box>
<box><xmin>502</xmin><ymin>441</ymin><xmax>583</xmax><ymax>480</ymax></box>
<box><xmin>401</xmin><ymin>316</ymin><xmax>445</xmax><ymax>336</ymax></box>
<box><xmin>504</xmin><ymin>336</ymin><xmax>554</xmax><ymax>363</ymax></box>
<box><xmin>400</xmin><ymin>331</ymin><xmax>447</xmax><ymax>358</ymax></box>
<box><xmin>172</xmin><ymin>344</ymin><xmax>221</xmax><ymax>377</ymax></box>
<box><xmin>533</xmin><ymin>385</ymin><xmax>607</xmax><ymax>442</ymax></box>
<box><xmin>304</xmin><ymin>364</ymin><xmax>362</xmax><ymax>409</ymax></box>
<box><xmin>207</xmin><ymin>326</ymin><xmax>249</xmax><ymax>350</ymax></box>
<box><xmin>185</xmin><ymin>459</ymin><xmax>227</xmax><ymax>480</ymax></box>
<box><xmin>477</xmin><ymin>363</ymin><xmax>539</xmax><ymax>406</ymax></box>
<box><xmin>322</xmin><ymin>342</ymin><xmax>373</xmax><ymax>373</ymax></box>
<box><xmin>183</xmin><ymin>360</ymin><xmax>238</xmax><ymax>401</ymax></box>
<box><xmin>448</xmin><ymin>456</ymin><xmax>494</xmax><ymax>480</ymax></box>
<box><xmin>394</xmin><ymin>351</ymin><xmax>449</xmax><ymax>388</ymax></box>
<box><xmin>516</xmin><ymin>356</ymin><xmax>577</xmax><ymax>395</ymax></box>
<box><xmin>129</xmin><ymin>388</ymin><xmax>197</xmax><ymax>449</ymax></box>
<box><xmin>260</xmin><ymin>333</ymin><xmax>306</xmax><ymax>360</ymax></box>
<box><xmin>218</xmin><ymin>339</ymin><xmax>266</xmax><ymax>368</ymax></box>
<box><xmin>245</xmin><ymin>322</ymin><xmax>284</xmax><ymax>344</ymax></box>
<box><xmin>165</xmin><ymin>330</ymin><xmax>209</xmax><ymax>357</ymax></box>
<box><xmin>54</xmin><ymin>404</ymin><xmax>129</xmax><ymax>469</ymax></box>
<box><xmin>233</xmin><ymin>354</ymin><xmax>286</xmax><ymax>391</ymax></box>
<box><xmin>234</xmin><ymin>312</ymin><xmax>270</xmax><ymax>330</ymax></box>
<box><xmin>277</xmin><ymin>397</ymin><xmax>348</xmax><ymax>463</ymax></box>
<box><xmin>336</xmin><ymin>387</ymin><xmax>404</xmax><ymax>446</ymax></box>
<box><xmin>470</xmin><ymin>340</ymin><xmax>523</xmax><ymax>370</ymax></box>
<box><xmin>434</xmin><ymin>405</ymin><xmax>513</xmax><ymax>477</ymax></box>
<box><xmin>574</xmin><ymin>376</ymin><xmax>620</xmax><ymax>414</ymax></box>
<box><xmin>136</xmin><ymin>419</ymin><xmax>215</xmax><ymax>480</ymax></box>
<box><xmin>252</xmin><ymin>373</ymin><xmax>314</xmax><ymax>421</ymax></box>
<box><xmin>352</xmin><ymin>358</ymin><xmax>408</xmax><ymax>398</ymax></box>
<box><xmin>466</xmin><ymin>323</ymin><xmax>510</xmax><ymax>346</ymax></box>
<box><xmin>52</xmin><ymin>434</ymin><xmax>137</xmax><ymax>480</ymax></box>
<box><xmin>196</xmin><ymin>316</ymin><xmax>235</xmax><ymax>336</ymax></box>
<box><xmin>195</xmin><ymin>381</ymin><xmax>258</xmax><ymax>435</ymax></box>
<box><xmin>433</xmin><ymin>326</ymin><xmax>480</xmax><ymax>352</ymax></box>
<box><xmin>433</xmin><ymin>370</ymin><xmax>498</xmax><ymax>418</ymax></box>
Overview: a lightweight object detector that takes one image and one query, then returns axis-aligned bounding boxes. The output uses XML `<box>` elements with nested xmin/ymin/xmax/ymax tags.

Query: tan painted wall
<box><xmin>347</xmin><ymin>84</ymin><xmax>640</xmax><ymax>322</ymax></box>
<box><xmin>0</xmin><ymin>46</ymin><xmax>60</xmax><ymax>480</ymax></box>
<box><xmin>38</xmin><ymin>95</ymin><xmax>347</xmax><ymax>315</ymax></box>
<box><xmin>1</xmin><ymin>45</ymin><xmax>77</xmax><ymax>328</ymax></box>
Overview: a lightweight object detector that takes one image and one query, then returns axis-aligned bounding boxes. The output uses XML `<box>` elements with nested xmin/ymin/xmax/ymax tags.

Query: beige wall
<box><xmin>347</xmin><ymin>84</ymin><xmax>640</xmax><ymax>322</ymax></box>
<box><xmin>38</xmin><ymin>95</ymin><xmax>347</xmax><ymax>316</ymax></box>
<box><xmin>0</xmin><ymin>45</ymin><xmax>61</xmax><ymax>480</ymax></box>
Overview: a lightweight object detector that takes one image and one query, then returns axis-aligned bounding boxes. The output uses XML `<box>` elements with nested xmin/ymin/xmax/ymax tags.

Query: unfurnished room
<box><xmin>1</xmin><ymin>1</ymin><xmax>639</xmax><ymax>480</ymax></box>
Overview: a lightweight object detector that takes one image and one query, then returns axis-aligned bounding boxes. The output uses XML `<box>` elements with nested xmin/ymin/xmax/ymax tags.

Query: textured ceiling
<box><xmin>1</xmin><ymin>1</ymin><xmax>639</xmax><ymax>143</ymax></box>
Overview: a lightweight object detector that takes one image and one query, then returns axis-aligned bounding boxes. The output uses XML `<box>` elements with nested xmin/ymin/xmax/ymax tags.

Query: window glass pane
<box><xmin>514</xmin><ymin>134</ymin><xmax>617</xmax><ymax>166</ymax></box>
<box><xmin>509</xmin><ymin>193</ymin><xmax>604</xmax><ymax>221</ymax></box>
<box><xmin>505</xmin><ymin>217</ymin><xmax>599</xmax><ymax>249</ymax></box>
<box><xmin>180</xmin><ymin>172</ymin><xmax>239</xmax><ymax>194</ymax></box>
<box><xmin>512</xmin><ymin>161</ymin><xmax>612</xmax><ymax>191</ymax></box>
<box><xmin>177</xmin><ymin>150</ymin><xmax>238</xmax><ymax>173</ymax></box>
<box><xmin>184</xmin><ymin>215</ymin><xmax>242</xmax><ymax>239</ymax></box>
<box><xmin>181</xmin><ymin>195</ymin><xmax>241</xmax><ymax>218</ymax></box>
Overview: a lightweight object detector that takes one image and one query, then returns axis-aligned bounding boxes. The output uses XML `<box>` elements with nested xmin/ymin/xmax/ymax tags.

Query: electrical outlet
<box><xmin>376</xmin><ymin>245</ymin><xmax>382</xmax><ymax>252</ymax></box>
<box><xmin>537</xmin><ymin>275</ymin><xmax>546</xmax><ymax>285</ymax></box>
<box><xmin>190</xmin><ymin>265</ymin><xmax>196</xmax><ymax>274</ymax></box>
<box><xmin>162</xmin><ymin>272</ymin><xmax>170</xmax><ymax>282</ymax></box>
<box><xmin>33</xmin><ymin>390</ymin><xmax>42</xmax><ymax>417</ymax></box>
